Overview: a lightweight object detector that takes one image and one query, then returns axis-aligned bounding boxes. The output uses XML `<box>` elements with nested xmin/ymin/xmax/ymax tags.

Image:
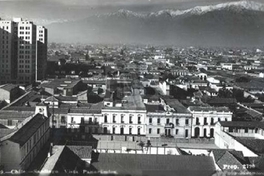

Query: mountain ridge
<box><xmin>47</xmin><ymin>0</ymin><xmax>264</xmax><ymax>47</ymax></box>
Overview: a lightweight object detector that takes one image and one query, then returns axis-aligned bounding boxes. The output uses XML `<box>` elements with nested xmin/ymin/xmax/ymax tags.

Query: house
<box><xmin>40</xmin><ymin>78</ymin><xmax>85</xmax><ymax>96</ymax></box>
<box><xmin>67</xmin><ymin>103</ymin><xmax>103</xmax><ymax>134</ymax></box>
<box><xmin>101</xmin><ymin>95</ymin><xmax>147</xmax><ymax>136</ymax></box>
<box><xmin>145</xmin><ymin>97</ymin><xmax>192</xmax><ymax>139</ymax></box>
<box><xmin>0</xmin><ymin>104</ymin><xmax>50</xmax><ymax>171</ymax></box>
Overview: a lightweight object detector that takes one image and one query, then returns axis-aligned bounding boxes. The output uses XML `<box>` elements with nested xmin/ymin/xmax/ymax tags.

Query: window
<box><xmin>149</xmin><ymin>128</ymin><xmax>152</xmax><ymax>134</ymax></box>
<box><xmin>112</xmin><ymin>114</ymin><xmax>116</xmax><ymax>123</ymax></box>
<box><xmin>204</xmin><ymin>117</ymin><xmax>208</xmax><ymax>125</ymax></box>
<box><xmin>138</xmin><ymin>128</ymin><xmax>141</xmax><ymax>135</ymax></box>
<box><xmin>138</xmin><ymin>116</ymin><xmax>141</xmax><ymax>124</ymax></box>
<box><xmin>129</xmin><ymin>127</ymin><xmax>132</xmax><ymax>135</ymax></box>
<box><xmin>112</xmin><ymin>127</ymin><xmax>115</xmax><ymax>134</ymax></box>
<box><xmin>121</xmin><ymin>115</ymin><xmax>124</xmax><ymax>123</ymax></box>
<box><xmin>129</xmin><ymin>116</ymin><xmax>132</xmax><ymax>124</ymax></box>
<box><xmin>7</xmin><ymin>120</ymin><xmax>12</xmax><ymax>126</ymax></box>
<box><xmin>196</xmin><ymin>118</ymin><xmax>200</xmax><ymax>125</ymax></box>
<box><xmin>176</xmin><ymin>129</ymin><xmax>179</xmax><ymax>135</ymax></box>
<box><xmin>104</xmin><ymin>115</ymin><xmax>108</xmax><ymax>123</ymax></box>
<box><xmin>157</xmin><ymin>128</ymin><xmax>160</xmax><ymax>134</ymax></box>
<box><xmin>245</xmin><ymin>128</ymin><xmax>248</xmax><ymax>133</ymax></box>
<box><xmin>176</xmin><ymin>119</ymin><xmax>179</xmax><ymax>125</ymax></box>
<box><xmin>211</xmin><ymin>118</ymin><xmax>214</xmax><ymax>125</ymax></box>
<box><xmin>61</xmin><ymin>116</ymin><xmax>66</xmax><ymax>124</ymax></box>
<box><xmin>157</xmin><ymin>118</ymin><xmax>160</xmax><ymax>124</ymax></box>
<box><xmin>185</xmin><ymin>119</ymin><xmax>189</xmax><ymax>125</ymax></box>
<box><xmin>166</xmin><ymin>118</ymin><xmax>170</xmax><ymax>124</ymax></box>
<box><xmin>149</xmin><ymin>118</ymin><xmax>152</xmax><ymax>124</ymax></box>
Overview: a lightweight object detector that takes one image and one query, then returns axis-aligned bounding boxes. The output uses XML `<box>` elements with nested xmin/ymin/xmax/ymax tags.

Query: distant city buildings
<box><xmin>0</xmin><ymin>18</ymin><xmax>47</xmax><ymax>84</ymax></box>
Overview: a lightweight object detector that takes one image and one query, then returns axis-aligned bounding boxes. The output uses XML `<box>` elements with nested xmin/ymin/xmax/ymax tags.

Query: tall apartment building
<box><xmin>0</xmin><ymin>18</ymin><xmax>47</xmax><ymax>84</ymax></box>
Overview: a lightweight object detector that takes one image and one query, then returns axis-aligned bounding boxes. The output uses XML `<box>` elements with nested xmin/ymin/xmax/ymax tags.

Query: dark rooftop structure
<box><xmin>219</xmin><ymin>121</ymin><xmax>264</xmax><ymax>130</ymax></box>
<box><xmin>0</xmin><ymin>84</ymin><xmax>18</xmax><ymax>91</ymax></box>
<box><xmin>164</xmin><ymin>99</ymin><xmax>190</xmax><ymax>113</ymax></box>
<box><xmin>90</xmin><ymin>153</ymin><xmax>216</xmax><ymax>176</ymax></box>
<box><xmin>235</xmin><ymin>137</ymin><xmax>264</xmax><ymax>155</ymax></box>
<box><xmin>145</xmin><ymin>104</ymin><xmax>165</xmax><ymax>113</ymax></box>
<box><xmin>9</xmin><ymin>113</ymin><xmax>48</xmax><ymax>146</ymax></box>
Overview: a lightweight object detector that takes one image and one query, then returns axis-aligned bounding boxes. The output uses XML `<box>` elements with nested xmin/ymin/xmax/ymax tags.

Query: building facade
<box><xmin>0</xmin><ymin>18</ymin><xmax>47</xmax><ymax>84</ymax></box>
<box><xmin>0</xmin><ymin>104</ymin><xmax>50</xmax><ymax>171</ymax></box>
<box><xmin>188</xmin><ymin>106</ymin><xmax>232</xmax><ymax>138</ymax></box>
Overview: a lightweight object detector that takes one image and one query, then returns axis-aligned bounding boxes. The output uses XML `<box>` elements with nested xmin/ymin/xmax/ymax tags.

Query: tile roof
<box><xmin>189</xmin><ymin>106</ymin><xmax>230</xmax><ymax>112</ymax></box>
<box><xmin>207</xmin><ymin>98</ymin><xmax>237</xmax><ymax>105</ymax></box>
<box><xmin>164</xmin><ymin>99</ymin><xmax>190</xmax><ymax>113</ymax></box>
<box><xmin>235</xmin><ymin>138</ymin><xmax>264</xmax><ymax>155</ymax></box>
<box><xmin>8</xmin><ymin>114</ymin><xmax>48</xmax><ymax>146</ymax></box>
<box><xmin>41</xmin><ymin>145</ymin><xmax>84</xmax><ymax>173</ymax></box>
<box><xmin>90</xmin><ymin>153</ymin><xmax>216</xmax><ymax>176</ymax></box>
<box><xmin>0</xmin><ymin>111</ymin><xmax>35</xmax><ymax>120</ymax></box>
<box><xmin>67</xmin><ymin>146</ymin><xmax>92</xmax><ymax>159</ymax></box>
<box><xmin>145</xmin><ymin>104</ymin><xmax>165</xmax><ymax>113</ymax></box>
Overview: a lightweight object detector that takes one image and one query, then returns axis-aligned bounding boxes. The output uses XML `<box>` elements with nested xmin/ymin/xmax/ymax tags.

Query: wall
<box><xmin>214</xmin><ymin>124</ymin><xmax>258</xmax><ymax>157</ymax></box>
<box><xmin>1</xmin><ymin>141</ymin><xmax>21</xmax><ymax>171</ymax></box>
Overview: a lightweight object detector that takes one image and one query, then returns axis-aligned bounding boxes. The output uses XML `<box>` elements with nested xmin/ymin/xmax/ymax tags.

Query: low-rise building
<box><xmin>101</xmin><ymin>95</ymin><xmax>147</xmax><ymax>136</ymax></box>
<box><xmin>0</xmin><ymin>104</ymin><xmax>50</xmax><ymax>171</ymax></box>
<box><xmin>188</xmin><ymin>106</ymin><xmax>232</xmax><ymax>138</ymax></box>
<box><xmin>145</xmin><ymin>98</ymin><xmax>192</xmax><ymax>138</ymax></box>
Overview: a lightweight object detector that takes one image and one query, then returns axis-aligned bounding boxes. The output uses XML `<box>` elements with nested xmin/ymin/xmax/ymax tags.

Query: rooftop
<box><xmin>8</xmin><ymin>113</ymin><xmax>48</xmax><ymax>146</ymax></box>
<box><xmin>0</xmin><ymin>84</ymin><xmax>18</xmax><ymax>91</ymax></box>
<box><xmin>0</xmin><ymin>110</ymin><xmax>35</xmax><ymax>120</ymax></box>
<box><xmin>90</xmin><ymin>153</ymin><xmax>216</xmax><ymax>176</ymax></box>
<box><xmin>219</xmin><ymin>121</ymin><xmax>264</xmax><ymax>130</ymax></box>
<box><xmin>40</xmin><ymin>78</ymin><xmax>81</xmax><ymax>89</ymax></box>
<box><xmin>164</xmin><ymin>99</ymin><xmax>190</xmax><ymax>114</ymax></box>
<box><xmin>145</xmin><ymin>104</ymin><xmax>165</xmax><ymax>113</ymax></box>
<box><xmin>188</xmin><ymin>106</ymin><xmax>230</xmax><ymax>112</ymax></box>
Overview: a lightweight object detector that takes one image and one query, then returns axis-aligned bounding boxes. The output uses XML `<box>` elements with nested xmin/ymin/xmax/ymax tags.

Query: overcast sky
<box><xmin>0</xmin><ymin>0</ymin><xmax>263</xmax><ymax>25</ymax></box>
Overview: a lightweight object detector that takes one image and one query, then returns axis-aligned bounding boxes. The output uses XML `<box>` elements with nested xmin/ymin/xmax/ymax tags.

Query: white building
<box><xmin>101</xmin><ymin>95</ymin><xmax>147</xmax><ymax>136</ymax></box>
<box><xmin>145</xmin><ymin>98</ymin><xmax>192</xmax><ymax>138</ymax></box>
<box><xmin>188</xmin><ymin>106</ymin><xmax>232</xmax><ymax>138</ymax></box>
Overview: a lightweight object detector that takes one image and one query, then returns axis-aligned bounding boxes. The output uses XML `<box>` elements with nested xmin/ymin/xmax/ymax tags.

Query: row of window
<box><xmin>104</xmin><ymin>115</ymin><xmax>142</xmax><ymax>124</ymax></box>
<box><xmin>19</xmin><ymin>26</ymin><xmax>31</xmax><ymax>30</ymax></box>
<box><xmin>111</xmin><ymin>126</ymin><xmax>141</xmax><ymax>135</ymax></box>
<box><xmin>195</xmin><ymin>117</ymin><xmax>228</xmax><ymax>125</ymax></box>
<box><xmin>149</xmin><ymin>118</ymin><xmax>189</xmax><ymax>125</ymax></box>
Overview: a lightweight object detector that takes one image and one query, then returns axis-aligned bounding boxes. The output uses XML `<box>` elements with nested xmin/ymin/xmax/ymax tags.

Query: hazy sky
<box><xmin>0</xmin><ymin>0</ymin><xmax>263</xmax><ymax>25</ymax></box>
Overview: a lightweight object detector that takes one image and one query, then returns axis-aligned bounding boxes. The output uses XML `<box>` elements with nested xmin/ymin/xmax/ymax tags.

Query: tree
<box><xmin>138</xmin><ymin>141</ymin><xmax>145</xmax><ymax>152</ymax></box>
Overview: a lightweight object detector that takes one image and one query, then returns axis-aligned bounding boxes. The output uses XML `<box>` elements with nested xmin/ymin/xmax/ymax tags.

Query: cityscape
<box><xmin>1</xmin><ymin>0</ymin><xmax>264</xmax><ymax>176</ymax></box>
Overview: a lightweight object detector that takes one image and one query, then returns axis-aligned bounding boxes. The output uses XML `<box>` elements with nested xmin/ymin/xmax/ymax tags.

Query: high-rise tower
<box><xmin>0</xmin><ymin>18</ymin><xmax>47</xmax><ymax>84</ymax></box>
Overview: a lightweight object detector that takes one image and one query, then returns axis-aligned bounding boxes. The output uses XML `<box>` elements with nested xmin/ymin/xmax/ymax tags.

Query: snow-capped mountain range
<box><xmin>102</xmin><ymin>1</ymin><xmax>264</xmax><ymax>18</ymax></box>
<box><xmin>47</xmin><ymin>1</ymin><xmax>264</xmax><ymax>47</ymax></box>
